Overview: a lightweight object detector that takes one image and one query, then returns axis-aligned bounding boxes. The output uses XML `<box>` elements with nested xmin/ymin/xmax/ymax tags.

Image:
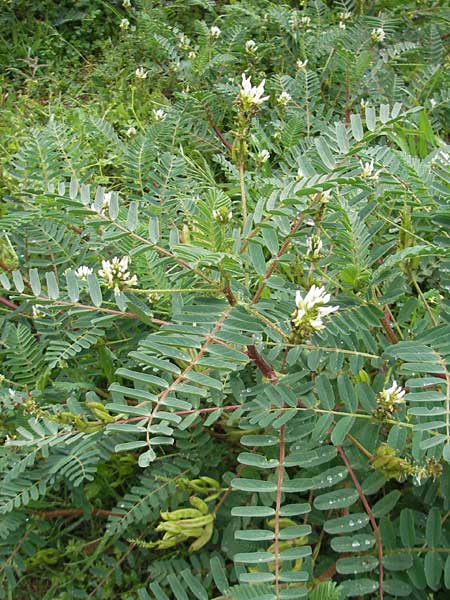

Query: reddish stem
<box><xmin>206</xmin><ymin>110</ymin><xmax>232</xmax><ymax>151</ymax></box>
<box><xmin>251</xmin><ymin>211</ymin><xmax>311</xmax><ymax>305</ymax></box>
<box><xmin>246</xmin><ymin>344</ymin><xmax>278</xmax><ymax>382</ymax></box>
<box><xmin>337</xmin><ymin>445</ymin><xmax>384</xmax><ymax>599</ymax></box>
<box><xmin>0</xmin><ymin>296</ymin><xmax>18</xmax><ymax>310</ymax></box>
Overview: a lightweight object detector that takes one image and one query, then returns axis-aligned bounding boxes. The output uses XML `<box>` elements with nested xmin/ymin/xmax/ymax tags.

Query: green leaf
<box><xmin>87</xmin><ymin>273</ymin><xmax>103</xmax><ymax>307</ymax></box>
<box><xmin>340</xmin><ymin>578</ymin><xmax>378</xmax><ymax>597</ymax></box>
<box><xmin>126</xmin><ymin>201</ymin><xmax>139</xmax><ymax>231</ymax></box>
<box><xmin>372</xmin><ymin>490</ymin><xmax>401</xmax><ymax>517</ymax></box>
<box><xmin>336</xmin><ymin>555</ymin><xmax>378</xmax><ymax>574</ymax></box>
<box><xmin>248</xmin><ymin>241</ymin><xmax>266</xmax><ymax>275</ymax></box>
<box><xmin>424</xmin><ymin>551</ymin><xmax>443</xmax><ymax>590</ymax></box>
<box><xmin>148</xmin><ymin>216</ymin><xmax>160</xmax><ymax>244</ymax></box>
<box><xmin>29</xmin><ymin>268</ymin><xmax>41</xmax><ymax>296</ymax></box>
<box><xmin>324</xmin><ymin>513</ymin><xmax>369</xmax><ymax>534</ymax></box>
<box><xmin>12</xmin><ymin>270</ymin><xmax>25</xmax><ymax>293</ymax></box>
<box><xmin>426</xmin><ymin>508</ymin><xmax>442</xmax><ymax>548</ymax></box>
<box><xmin>45</xmin><ymin>271</ymin><xmax>59</xmax><ymax>299</ymax></box>
<box><xmin>350</xmin><ymin>114</ymin><xmax>364</xmax><ymax>141</ymax></box>
<box><xmin>231</xmin><ymin>479</ymin><xmax>277</xmax><ymax>492</ymax></box>
<box><xmin>65</xmin><ymin>269</ymin><xmax>79</xmax><ymax>302</ymax></box>
<box><xmin>314</xmin><ymin>489</ymin><xmax>358</xmax><ymax>511</ymax></box>
<box><xmin>400</xmin><ymin>509</ymin><xmax>416</xmax><ymax>548</ymax></box>
<box><xmin>331</xmin><ymin>416</ymin><xmax>355</xmax><ymax>445</ymax></box>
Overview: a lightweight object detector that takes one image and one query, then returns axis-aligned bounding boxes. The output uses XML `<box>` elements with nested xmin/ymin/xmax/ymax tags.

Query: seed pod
<box><xmin>189</xmin><ymin>522</ymin><xmax>213</xmax><ymax>553</ymax></box>
<box><xmin>160</xmin><ymin>508</ymin><xmax>202</xmax><ymax>521</ymax></box>
<box><xmin>189</xmin><ymin>496</ymin><xmax>209</xmax><ymax>515</ymax></box>
<box><xmin>175</xmin><ymin>514</ymin><xmax>214</xmax><ymax>528</ymax></box>
<box><xmin>199</xmin><ymin>476</ymin><xmax>220</xmax><ymax>489</ymax></box>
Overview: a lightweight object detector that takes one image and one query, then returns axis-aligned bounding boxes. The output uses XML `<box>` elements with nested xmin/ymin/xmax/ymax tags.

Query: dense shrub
<box><xmin>0</xmin><ymin>1</ymin><xmax>449</xmax><ymax>598</ymax></box>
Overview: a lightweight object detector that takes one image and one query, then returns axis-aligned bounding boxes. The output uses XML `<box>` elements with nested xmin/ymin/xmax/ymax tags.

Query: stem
<box><xmin>274</xmin><ymin>425</ymin><xmax>285</xmax><ymax>600</ymax></box>
<box><xmin>126</xmin><ymin>287</ymin><xmax>220</xmax><ymax>295</ymax></box>
<box><xmin>0</xmin><ymin>296</ymin><xmax>19</xmax><ymax>310</ymax></box>
<box><xmin>239</xmin><ymin>160</ymin><xmax>247</xmax><ymax>223</ymax></box>
<box><xmin>252</xmin><ymin>200</ymin><xmax>318</xmax><ymax>305</ymax></box>
<box><xmin>337</xmin><ymin>445</ymin><xmax>384</xmax><ymax>600</ymax></box>
<box><xmin>30</xmin><ymin>508</ymin><xmax>122</xmax><ymax>519</ymax></box>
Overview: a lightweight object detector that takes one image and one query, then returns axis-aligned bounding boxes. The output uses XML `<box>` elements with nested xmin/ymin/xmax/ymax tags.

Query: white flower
<box><xmin>135</xmin><ymin>67</ymin><xmax>148</xmax><ymax>80</ymax></box>
<box><xmin>277</xmin><ymin>91</ymin><xmax>292</xmax><ymax>106</ymax></box>
<box><xmin>258</xmin><ymin>149</ymin><xmax>270</xmax><ymax>163</ymax></box>
<box><xmin>383</xmin><ymin>380</ymin><xmax>406</xmax><ymax>405</ymax></box>
<box><xmin>292</xmin><ymin>285</ymin><xmax>338</xmax><ymax>335</ymax></box>
<box><xmin>296</xmin><ymin>58</ymin><xmax>308</xmax><ymax>70</ymax></box>
<box><xmin>300</xmin><ymin>16</ymin><xmax>311</xmax><ymax>27</ymax></box>
<box><xmin>360</xmin><ymin>98</ymin><xmax>369</xmax><ymax>109</ymax></box>
<box><xmin>321</xmin><ymin>189</ymin><xmax>332</xmax><ymax>202</ymax></box>
<box><xmin>212</xmin><ymin>208</ymin><xmax>232</xmax><ymax>224</ymax></box>
<box><xmin>210</xmin><ymin>25</ymin><xmax>221</xmax><ymax>39</ymax></box>
<box><xmin>359</xmin><ymin>159</ymin><xmax>381</xmax><ymax>180</ymax></box>
<box><xmin>90</xmin><ymin>191</ymin><xmax>112</xmax><ymax>214</ymax></box>
<box><xmin>179</xmin><ymin>33</ymin><xmax>191</xmax><ymax>49</ymax></box>
<box><xmin>339</xmin><ymin>11</ymin><xmax>352</xmax><ymax>21</ymax></box>
<box><xmin>98</xmin><ymin>256</ymin><xmax>137</xmax><ymax>294</ymax></box>
<box><xmin>122</xmin><ymin>0</ymin><xmax>131</xmax><ymax>7</ymax></box>
<box><xmin>306</xmin><ymin>235</ymin><xmax>323</xmax><ymax>259</ymax></box>
<box><xmin>119</xmin><ymin>18</ymin><xmax>130</xmax><ymax>30</ymax></box>
<box><xmin>32</xmin><ymin>305</ymin><xmax>45</xmax><ymax>319</ymax></box>
<box><xmin>430</xmin><ymin>98</ymin><xmax>437</xmax><ymax>108</ymax></box>
<box><xmin>126</xmin><ymin>126</ymin><xmax>137</xmax><ymax>137</ymax></box>
<box><xmin>188</xmin><ymin>51</ymin><xmax>197</xmax><ymax>59</ymax></box>
<box><xmin>153</xmin><ymin>108</ymin><xmax>166</xmax><ymax>121</ymax></box>
<box><xmin>371</xmin><ymin>27</ymin><xmax>386</xmax><ymax>42</ymax></box>
<box><xmin>339</xmin><ymin>21</ymin><xmax>346</xmax><ymax>30</ymax></box>
<box><xmin>239</xmin><ymin>73</ymin><xmax>269</xmax><ymax>108</ymax></box>
<box><xmin>245</xmin><ymin>40</ymin><xmax>257</xmax><ymax>53</ymax></box>
<box><xmin>75</xmin><ymin>266</ymin><xmax>93</xmax><ymax>281</ymax></box>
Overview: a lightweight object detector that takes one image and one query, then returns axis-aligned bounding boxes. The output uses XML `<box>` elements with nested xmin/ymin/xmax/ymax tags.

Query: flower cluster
<box><xmin>135</xmin><ymin>67</ymin><xmax>148</xmax><ymax>80</ymax></box>
<box><xmin>75</xmin><ymin>266</ymin><xmax>93</xmax><ymax>280</ymax></box>
<box><xmin>245</xmin><ymin>40</ymin><xmax>257</xmax><ymax>54</ymax></box>
<box><xmin>296</xmin><ymin>58</ymin><xmax>308</xmax><ymax>70</ymax></box>
<box><xmin>212</xmin><ymin>207</ymin><xmax>232</xmax><ymax>224</ymax></box>
<box><xmin>257</xmin><ymin>149</ymin><xmax>270</xmax><ymax>163</ymax></box>
<box><xmin>277</xmin><ymin>91</ymin><xmax>292</xmax><ymax>106</ymax></box>
<box><xmin>32</xmin><ymin>305</ymin><xmax>46</xmax><ymax>319</ymax></box>
<box><xmin>122</xmin><ymin>0</ymin><xmax>131</xmax><ymax>7</ymax></box>
<box><xmin>98</xmin><ymin>256</ymin><xmax>137</xmax><ymax>294</ymax></box>
<box><xmin>153</xmin><ymin>108</ymin><xmax>166</xmax><ymax>121</ymax></box>
<box><xmin>300</xmin><ymin>16</ymin><xmax>311</xmax><ymax>27</ymax></box>
<box><xmin>178</xmin><ymin>33</ymin><xmax>191</xmax><ymax>50</ymax></box>
<box><xmin>339</xmin><ymin>11</ymin><xmax>352</xmax><ymax>21</ymax></box>
<box><xmin>306</xmin><ymin>234</ymin><xmax>323</xmax><ymax>259</ymax></box>
<box><xmin>359</xmin><ymin>159</ymin><xmax>381</xmax><ymax>180</ymax></box>
<box><xmin>119</xmin><ymin>18</ymin><xmax>130</xmax><ymax>30</ymax></box>
<box><xmin>371</xmin><ymin>27</ymin><xmax>386</xmax><ymax>42</ymax></box>
<box><xmin>372</xmin><ymin>380</ymin><xmax>405</xmax><ymax>420</ymax></box>
<box><xmin>90</xmin><ymin>191</ymin><xmax>112</xmax><ymax>215</ymax></box>
<box><xmin>210</xmin><ymin>26</ymin><xmax>221</xmax><ymax>39</ymax></box>
<box><xmin>360</xmin><ymin>98</ymin><xmax>369</xmax><ymax>110</ymax></box>
<box><xmin>291</xmin><ymin>285</ymin><xmax>338</xmax><ymax>340</ymax></box>
<box><xmin>239</xmin><ymin>73</ymin><xmax>269</xmax><ymax>111</ymax></box>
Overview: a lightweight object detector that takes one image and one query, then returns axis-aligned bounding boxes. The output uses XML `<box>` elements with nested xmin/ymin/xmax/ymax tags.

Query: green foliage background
<box><xmin>0</xmin><ymin>0</ymin><xmax>449</xmax><ymax>598</ymax></box>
